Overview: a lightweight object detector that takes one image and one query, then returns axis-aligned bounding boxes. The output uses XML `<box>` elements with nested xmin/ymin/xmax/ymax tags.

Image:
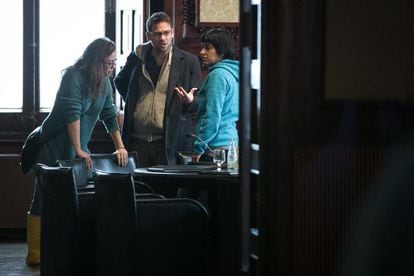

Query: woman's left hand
<box><xmin>114</xmin><ymin>147</ymin><xmax>128</xmax><ymax>167</ymax></box>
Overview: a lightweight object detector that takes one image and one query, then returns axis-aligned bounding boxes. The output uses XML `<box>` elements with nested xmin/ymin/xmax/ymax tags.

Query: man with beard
<box><xmin>115</xmin><ymin>12</ymin><xmax>201</xmax><ymax>167</ymax></box>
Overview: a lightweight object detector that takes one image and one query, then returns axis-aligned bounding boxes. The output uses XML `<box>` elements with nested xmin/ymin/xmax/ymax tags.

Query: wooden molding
<box><xmin>180</xmin><ymin>0</ymin><xmax>239</xmax><ymax>39</ymax></box>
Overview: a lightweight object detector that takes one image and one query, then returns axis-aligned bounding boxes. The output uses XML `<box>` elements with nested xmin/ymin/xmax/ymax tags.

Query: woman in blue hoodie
<box><xmin>175</xmin><ymin>28</ymin><xmax>239</xmax><ymax>162</ymax></box>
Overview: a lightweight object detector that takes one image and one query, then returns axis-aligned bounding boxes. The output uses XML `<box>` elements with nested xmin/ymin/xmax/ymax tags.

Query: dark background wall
<box><xmin>325</xmin><ymin>0</ymin><xmax>414</xmax><ymax>101</ymax></box>
<box><xmin>259</xmin><ymin>1</ymin><xmax>414</xmax><ymax>275</ymax></box>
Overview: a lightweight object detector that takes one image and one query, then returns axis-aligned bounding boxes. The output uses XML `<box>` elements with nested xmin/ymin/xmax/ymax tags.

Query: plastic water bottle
<box><xmin>227</xmin><ymin>138</ymin><xmax>238</xmax><ymax>170</ymax></box>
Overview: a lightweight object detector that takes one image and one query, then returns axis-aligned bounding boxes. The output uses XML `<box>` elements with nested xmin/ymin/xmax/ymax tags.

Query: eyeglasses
<box><xmin>103</xmin><ymin>59</ymin><xmax>116</xmax><ymax>67</ymax></box>
<box><xmin>149</xmin><ymin>30</ymin><xmax>172</xmax><ymax>38</ymax></box>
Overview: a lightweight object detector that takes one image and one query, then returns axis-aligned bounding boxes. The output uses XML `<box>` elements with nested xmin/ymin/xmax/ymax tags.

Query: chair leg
<box><xmin>26</xmin><ymin>213</ymin><xmax>41</xmax><ymax>266</ymax></box>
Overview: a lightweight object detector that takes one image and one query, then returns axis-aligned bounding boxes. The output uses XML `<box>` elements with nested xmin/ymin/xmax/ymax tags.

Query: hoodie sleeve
<box><xmin>193</xmin><ymin>69</ymin><xmax>228</xmax><ymax>154</ymax></box>
<box><xmin>60</xmin><ymin>70</ymin><xmax>84</xmax><ymax>124</ymax></box>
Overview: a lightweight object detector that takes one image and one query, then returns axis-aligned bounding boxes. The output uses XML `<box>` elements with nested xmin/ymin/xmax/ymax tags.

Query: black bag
<box><xmin>20</xmin><ymin>126</ymin><xmax>44</xmax><ymax>174</ymax></box>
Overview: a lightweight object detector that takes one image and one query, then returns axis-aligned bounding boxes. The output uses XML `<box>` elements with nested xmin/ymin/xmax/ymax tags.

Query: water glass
<box><xmin>213</xmin><ymin>149</ymin><xmax>226</xmax><ymax>171</ymax></box>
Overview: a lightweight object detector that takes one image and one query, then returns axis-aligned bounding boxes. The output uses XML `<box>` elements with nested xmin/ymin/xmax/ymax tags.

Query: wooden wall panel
<box><xmin>292</xmin><ymin>145</ymin><xmax>388</xmax><ymax>275</ymax></box>
<box><xmin>0</xmin><ymin>155</ymin><xmax>35</xmax><ymax>228</ymax></box>
<box><xmin>260</xmin><ymin>1</ymin><xmax>414</xmax><ymax>275</ymax></box>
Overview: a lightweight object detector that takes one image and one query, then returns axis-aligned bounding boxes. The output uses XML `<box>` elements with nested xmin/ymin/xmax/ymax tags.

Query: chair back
<box><xmin>36</xmin><ymin>164</ymin><xmax>81</xmax><ymax>275</ymax></box>
<box><xmin>56</xmin><ymin>158</ymin><xmax>90</xmax><ymax>187</ymax></box>
<box><xmin>91</xmin><ymin>151</ymin><xmax>138</xmax><ymax>174</ymax></box>
<box><xmin>93</xmin><ymin>170</ymin><xmax>138</xmax><ymax>275</ymax></box>
<box><xmin>136</xmin><ymin>198</ymin><xmax>209</xmax><ymax>275</ymax></box>
<box><xmin>57</xmin><ymin>152</ymin><xmax>139</xmax><ymax>187</ymax></box>
<box><xmin>36</xmin><ymin>163</ymin><xmax>97</xmax><ymax>275</ymax></box>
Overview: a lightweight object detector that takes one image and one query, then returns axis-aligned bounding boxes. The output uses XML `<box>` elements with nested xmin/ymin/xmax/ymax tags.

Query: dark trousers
<box><xmin>128</xmin><ymin>137</ymin><xmax>166</xmax><ymax>167</ymax></box>
<box><xmin>129</xmin><ymin>137</ymin><xmax>180</xmax><ymax>197</ymax></box>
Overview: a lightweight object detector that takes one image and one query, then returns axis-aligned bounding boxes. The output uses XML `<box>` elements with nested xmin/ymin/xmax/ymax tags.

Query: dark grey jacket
<box><xmin>114</xmin><ymin>45</ymin><xmax>201</xmax><ymax>164</ymax></box>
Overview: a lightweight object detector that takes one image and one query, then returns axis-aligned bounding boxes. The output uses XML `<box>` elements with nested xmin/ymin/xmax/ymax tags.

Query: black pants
<box><xmin>128</xmin><ymin>137</ymin><xmax>166</xmax><ymax>167</ymax></box>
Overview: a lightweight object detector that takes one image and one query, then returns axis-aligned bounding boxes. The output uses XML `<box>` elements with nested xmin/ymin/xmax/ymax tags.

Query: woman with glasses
<box><xmin>25</xmin><ymin>37</ymin><xmax>128</xmax><ymax>266</ymax></box>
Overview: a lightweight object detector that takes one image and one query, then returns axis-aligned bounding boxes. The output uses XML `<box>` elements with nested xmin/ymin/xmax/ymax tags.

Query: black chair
<box><xmin>93</xmin><ymin>170</ymin><xmax>210</xmax><ymax>276</ymax></box>
<box><xmin>57</xmin><ymin>151</ymin><xmax>156</xmax><ymax>195</ymax></box>
<box><xmin>36</xmin><ymin>164</ymin><xmax>96</xmax><ymax>276</ymax></box>
<box><xmin>36</xmin><ymin>163</ymin><xmax>162</xmax><ymax>276</ymax></box>
<box><xmin>94</xmin><ymin>172</ymin><xmax>138</xmax><ymax>275</ymax></box>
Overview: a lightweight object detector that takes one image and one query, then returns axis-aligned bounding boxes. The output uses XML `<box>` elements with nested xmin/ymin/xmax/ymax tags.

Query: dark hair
<box><xmin>146</xmin><ymin>12</ymin><xmax>172</xmax><ymax>32</ymax></box>
<box><xmin>72</xmin><ymin>37</ymin><xmax>116</xmax><ymax>98</ymax></box>
<box><xmin>200</xmin><ymin>28</ymin><xmax>236</xmax><ymax>60</ymax></box>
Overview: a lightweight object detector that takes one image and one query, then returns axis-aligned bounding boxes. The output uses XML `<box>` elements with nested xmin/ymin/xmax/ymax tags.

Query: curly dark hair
<box><xmin>71</xmin><ymin>37</ymin><xmax>116</xmax><ymax>98</ymax></box>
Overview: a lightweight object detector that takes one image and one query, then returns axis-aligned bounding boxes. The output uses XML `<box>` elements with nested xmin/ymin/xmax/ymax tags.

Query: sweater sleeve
<box><xmin>59</xmin><ymin>70</ymin><xmax>84</xmax><ymax>124</ymax></box>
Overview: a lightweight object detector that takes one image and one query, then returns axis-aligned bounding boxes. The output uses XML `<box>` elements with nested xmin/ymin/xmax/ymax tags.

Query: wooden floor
<box><xmin>0</xmin><ymin>242</ymin><xmax>39</xmax><ymax>276</ymax></box>
<box><xmin>0</xmin><ymin>230</ymin><xmax>39</xmax><ymax>276</ymax></box>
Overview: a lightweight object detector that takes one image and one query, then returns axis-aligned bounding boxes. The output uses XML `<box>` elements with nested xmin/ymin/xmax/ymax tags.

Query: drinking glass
<box><xmin>213</xmin><ymin>149</ymin><xmax>226</xmax><ymax>172</ymax></box>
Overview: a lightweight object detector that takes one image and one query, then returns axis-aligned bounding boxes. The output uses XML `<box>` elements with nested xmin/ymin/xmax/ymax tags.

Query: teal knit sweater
<box><xmin>38</xmin><ymin>68</ymin><xmax>119</xmax><ymax>165</ymax></box>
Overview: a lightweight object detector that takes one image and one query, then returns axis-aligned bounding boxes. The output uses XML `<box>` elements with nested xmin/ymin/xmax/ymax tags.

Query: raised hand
<box><xmin>174</xmin><ymin>86</ymin><xmax>198</xmax><ymax>104</ymax></box>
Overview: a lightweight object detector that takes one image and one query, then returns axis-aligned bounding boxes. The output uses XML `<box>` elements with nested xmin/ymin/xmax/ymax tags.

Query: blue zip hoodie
<box><xmin>193</xmin><ymin>59</ymin><xmax>239</xmax><ymax>155</ymax></box>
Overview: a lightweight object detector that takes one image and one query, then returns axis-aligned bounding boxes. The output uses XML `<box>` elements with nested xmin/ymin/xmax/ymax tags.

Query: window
<box><xmin>39</xmin><ymin>0</ymin><xmax>105</xmax><ymax>111</ymax></box>
<box><xmin>0</xmin><ymin>1</ymin><xmax>23</xmax><ymax>111</ymax></box>
<box><xmin>115</xmin><ymin>0</ymin><xmax>144</xmax><ymax>110</ymax></box>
